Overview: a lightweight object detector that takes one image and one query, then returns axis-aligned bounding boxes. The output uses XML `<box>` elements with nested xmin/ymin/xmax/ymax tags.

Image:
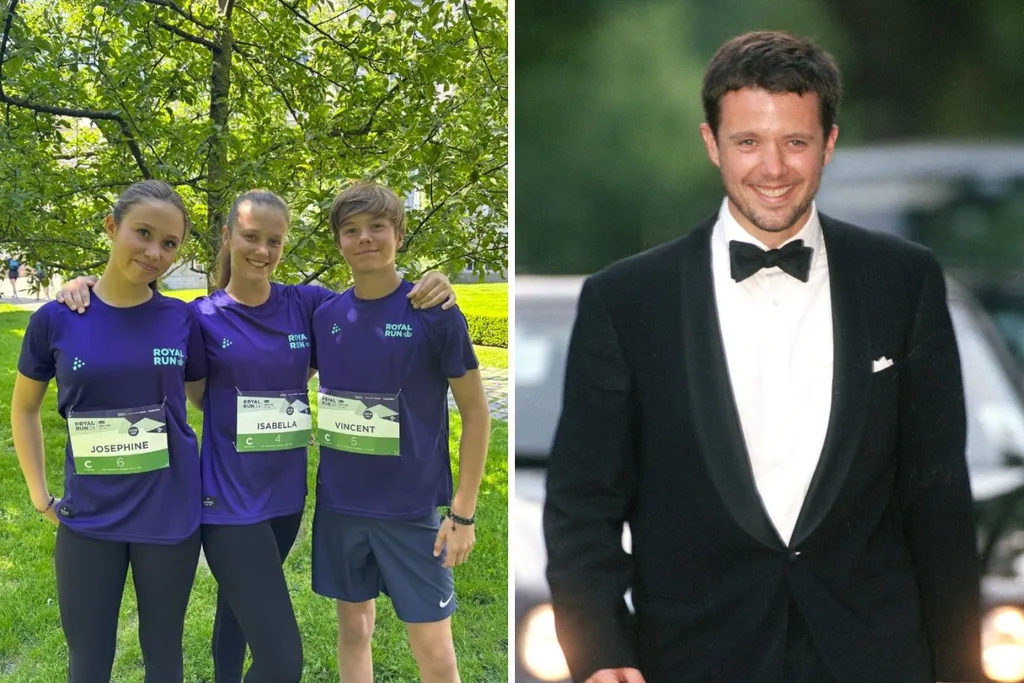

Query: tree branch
<box><xmin>402</xmin><ymin>161</ymin><xmax>508</xmax><ymax>251</ymax></box>
<box><xmin>275</xmin><ymin>0</ymin><xmax>384</xmax><ymax>69</ymax></box>
<box><xmin>50</xmin><ymin>179</ymin><xmax>133</xmax><ymax>200</ymax></box>
<box><xmin>332</xmin><ymin>82</ymin><xmax>401</xmax><ymax>137</ymax></box>
<box><xmin>154</xmin><ymin>19</ymin><xmax>217</xmax><ymax>49</ymax></box>
<box><xmin>0</xmin><ymin>0</ymin><xmax>152</xmax><ymax>178</ymax></box>
<box><xmin>417</xmin><ymin>245</ymin><xmax>507</xmax><ymax>274</ymax></box>
<box><xmin>462</xmin><ymin>0</ymin><xmax>504</xmax><ymax>101</ymax></box>
<box><xmin>300</xmin><ymin>262</ymin><xmax>331</xmax><ymax>285</ymax></box>
<box><xmin>47</xmin><ymin>175</ymin><xmax>203</xmax><ymax>201</ymax></box>
<box><xmin>141</xmin><ymin>0</ymin><xmax>216</xmax><ymax>32</ymax></box>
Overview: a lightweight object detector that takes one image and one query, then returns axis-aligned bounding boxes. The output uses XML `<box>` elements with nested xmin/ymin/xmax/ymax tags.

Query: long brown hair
<box><xmin>215</xmin><ymin>189</ymin><xmax>290</xmax><ymax>290</ymax></box>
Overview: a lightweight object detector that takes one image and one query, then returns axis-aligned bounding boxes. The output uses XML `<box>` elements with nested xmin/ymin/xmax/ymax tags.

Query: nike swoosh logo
<box><xmin>439</xmin><ymin>592</ymin><xmax>455</xmax><ymax>608</ymax></box>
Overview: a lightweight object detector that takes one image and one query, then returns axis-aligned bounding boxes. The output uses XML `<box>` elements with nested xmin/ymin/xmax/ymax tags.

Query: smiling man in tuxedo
<box><xmin>543</xmin><ymin>30</ymin><xmax>982</xmax><ymax>683</ymax></box>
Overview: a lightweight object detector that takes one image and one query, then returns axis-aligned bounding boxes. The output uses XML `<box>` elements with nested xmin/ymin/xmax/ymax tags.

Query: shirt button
<box><xmin>789</xmin><ymin>550</ymin><xmax>802</xmax><ymax>562</ymax></box>
<box><xmin>772</xmin><ymin>299</ymin><xmax>780</xmax><ymax>307</ymax></box>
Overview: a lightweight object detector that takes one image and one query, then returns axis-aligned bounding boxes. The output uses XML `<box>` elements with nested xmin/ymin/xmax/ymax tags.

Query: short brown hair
<box><xmin>702</xmin><ymin>31</ymin><xmax>842</xmax><ymax>139</ymax></box>
<box><xmin>328</xmin><ymin>182</ymin><xmax>406</xmax><ymax>244</ymax></box>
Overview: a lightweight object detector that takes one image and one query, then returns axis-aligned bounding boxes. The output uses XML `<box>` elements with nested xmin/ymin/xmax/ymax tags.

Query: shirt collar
<box><xmin>715</xmin><ymin>197</ymin><xmax>824</xmax><ymax>263</ymax></box>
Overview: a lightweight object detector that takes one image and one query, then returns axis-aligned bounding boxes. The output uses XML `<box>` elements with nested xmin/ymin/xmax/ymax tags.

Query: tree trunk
<box><xmin>205</xmin><ymin>0</ymin><xmax>235</xmax><ymax>291</ymax></box>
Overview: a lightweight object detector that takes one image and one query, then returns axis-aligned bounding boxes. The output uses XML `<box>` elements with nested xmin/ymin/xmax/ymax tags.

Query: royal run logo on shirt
<box><xmin>153</xmin><ymin>347</ymin><xmax>185</xmax><ymax>366</ymax></box>
<box><xmin>288</xmin><ymin>333</ymin><xmax>310</xmax><ymax>349</ymax></box>
<box><xmin>384</xmin><ymin>322</ymin><xmax>413</xmax><ymax>338</ymax></box>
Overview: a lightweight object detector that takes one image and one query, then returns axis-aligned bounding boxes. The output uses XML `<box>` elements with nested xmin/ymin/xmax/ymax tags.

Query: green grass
<box><xmin>450</xmin><ymin>283</ymin><xmax>507</xmax><ymax>317</ymax></box>
<box><xmin>0</xmin><ymin>303</ymin><xmax>508</xmax><ymax>682</ymax></box>
<box><xmin>474</xmin><ymin>346</ymin><xmax>507</xmax><ymax>370</ymax></box>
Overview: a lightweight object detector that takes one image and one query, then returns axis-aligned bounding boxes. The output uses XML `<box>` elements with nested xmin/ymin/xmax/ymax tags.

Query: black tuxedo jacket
<box><xmin>543</xmin><ymin>215</ymin><xmax>983</xmax><ymax>683</ymax></box>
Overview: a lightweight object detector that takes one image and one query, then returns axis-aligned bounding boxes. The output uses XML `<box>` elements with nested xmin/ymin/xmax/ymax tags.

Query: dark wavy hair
<box><xmin>702</xmin><ymin>31</ymin><xmax>842</xmax><ymax>139</ymax></box>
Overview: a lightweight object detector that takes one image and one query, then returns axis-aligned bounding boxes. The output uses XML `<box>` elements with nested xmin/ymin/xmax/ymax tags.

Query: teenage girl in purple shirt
<box><xmin>12</xmin><ymin>180</ymin><xmax>205</xmax><ymax>683</ymax></box>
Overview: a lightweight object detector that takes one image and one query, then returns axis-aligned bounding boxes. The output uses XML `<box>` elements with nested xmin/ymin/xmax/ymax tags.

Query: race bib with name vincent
<box><xmin>316</xmin><ymin>389</ymin><xmax>400</xmax><ymax>456</ymax></box>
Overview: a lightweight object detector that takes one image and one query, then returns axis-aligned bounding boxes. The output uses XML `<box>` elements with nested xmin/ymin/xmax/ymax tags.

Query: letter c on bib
<box><xmin>246</xmin><ymin>437</ymin><xmax>253</xmax><ymax>446</ymax></box>
<box><xmin>325</xmin><ymin>433</ymin><xmax>331</xmax><ymax>442</ymax></box>
<box><xmin>84</xmin><ymin>460</ymin><xmax>93</xmax><ymax>469</ymax></box>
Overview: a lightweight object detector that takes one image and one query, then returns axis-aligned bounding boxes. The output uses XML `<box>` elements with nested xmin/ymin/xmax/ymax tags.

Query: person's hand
<box><xmin>32</xmin><ymin>494</ymin><xmax>61</xmax><ymax>526</ymax></box>
<box><xmin>408</xmin><ymin>271</ymin><xmax>456</xmax><ymax>310</ymax></box>
<box><xmin>55</xmin><ymin>275</ymin><xmax>98</xmax><ymax>313</ymax></box>
<box><xmin>432</xmin><ymin>516</ymin><xmax>476</xmax><ymax>568</ymax></box>
<box><xmin>586</xmin><ymin>668</ymin><xmax>646</xmax><ymax>683</ymax></box>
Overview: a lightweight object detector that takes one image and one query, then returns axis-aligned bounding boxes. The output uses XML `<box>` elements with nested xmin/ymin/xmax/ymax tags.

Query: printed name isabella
<box><xmin>258</xmin><ymin>421</ymin><xmax>299</xmax><ymax>431</ymax></box>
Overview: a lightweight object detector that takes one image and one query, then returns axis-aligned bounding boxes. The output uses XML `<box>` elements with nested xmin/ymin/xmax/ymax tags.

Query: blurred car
<box><xmin>816</xmin><ymin>142</ymin><xmax>1024</xmax><ymax>274</ymax></box>
<box><xmin>515</xmin><ymin>272</ymin><xmax>1024</xmax><ymax>683</ymax></box>
<box><xmin>817</xmin><ymin>141</ymin><xmax>1024</xmax><ymax>360</ymax></box>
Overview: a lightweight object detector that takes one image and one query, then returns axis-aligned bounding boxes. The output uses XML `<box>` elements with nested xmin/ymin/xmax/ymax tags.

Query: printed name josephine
<box><xmin>90</xmin><ymin>442</ymin><xmax>151</xmax><ymax>453</ymax></box>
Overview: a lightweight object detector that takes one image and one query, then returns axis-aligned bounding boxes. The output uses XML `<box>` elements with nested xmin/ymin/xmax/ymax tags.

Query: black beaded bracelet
<box><xmin>446</xmin><ymin>508</ymin><xmax>476</xmax><ymax>526</ymax></box>
<box><xmin>35</xmin><ymin>494</ymin><xmax>55</xmax><ymax>514</ymax></box>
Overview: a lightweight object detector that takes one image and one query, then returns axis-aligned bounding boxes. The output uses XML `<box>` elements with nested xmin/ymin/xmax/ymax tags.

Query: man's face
<box><xmin>700</xmin><ymin>87</ymin><xmax>838</xmax><ymax>247</ymax></box>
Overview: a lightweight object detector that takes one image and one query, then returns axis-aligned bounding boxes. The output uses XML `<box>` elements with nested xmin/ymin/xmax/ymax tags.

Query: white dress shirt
<box><xmin>710</xmin><ymin>198</ymin><xmax>834</xmax><ymax>545</ymax></box>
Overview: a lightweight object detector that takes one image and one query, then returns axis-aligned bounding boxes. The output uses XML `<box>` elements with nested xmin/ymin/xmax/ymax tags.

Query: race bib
<box><xmin>68</xmin><ymin>404</ymin><xmax>169</xmax><ymax>475</ymax></box>
<box><xmin>236</xmin><ymin>390</ymin><xmax>312</xmax><ymax>452</ymax></box>
<box><xmin>316</xmin><ymin>389</ymin><xmax>400</xmax><ymax>456</ymax></box>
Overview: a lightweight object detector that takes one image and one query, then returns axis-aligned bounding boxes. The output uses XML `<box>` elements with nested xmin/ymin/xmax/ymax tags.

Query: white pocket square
<box><xmin>872</xmin><ymin>356</ymin><xmax>894</xmax><ymax>373</ymax></box>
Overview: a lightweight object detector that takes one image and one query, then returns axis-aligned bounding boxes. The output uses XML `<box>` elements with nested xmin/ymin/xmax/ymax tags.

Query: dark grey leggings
<box><xmin>54</xmin><ymin>524</ymin><xmax>201</xmax><ymax>683</ymax></box>
<box><xmin>204</xmin><ymin>512</ymin><xmax>303</xmax><ymax>683</ymax></box>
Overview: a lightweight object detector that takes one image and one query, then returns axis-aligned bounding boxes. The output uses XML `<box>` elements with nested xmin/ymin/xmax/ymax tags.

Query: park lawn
<box><xmin>450</xmin><ymin>283</ymin><xmax>507</xmax><ymax>317</ymax></box>
<box><xmin>0</xmin><ymin>303</ymin><xmax>508</xmax><ymax>682</ymax></box>
<box><xmin>474</xmin><ymin>346</ymin><xmax>507</xmax><ymax>370</ymax></box>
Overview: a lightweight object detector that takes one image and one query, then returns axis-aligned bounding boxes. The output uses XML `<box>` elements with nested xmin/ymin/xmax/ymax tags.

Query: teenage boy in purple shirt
<box><xmin>310</xmin><ymin>182</ymin><xmax>491</xmax><ymax>683</ymax></box>
<box><xmin>11</xmin><ymin>180</ymin><xmax>205</xmax><ymax>683</ymax></box>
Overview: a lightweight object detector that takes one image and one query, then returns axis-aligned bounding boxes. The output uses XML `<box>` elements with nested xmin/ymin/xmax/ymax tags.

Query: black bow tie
<box><xmin>729</xmin><ymin>239</ymin><xmax>813</xmax><ymax>283</ymax></box>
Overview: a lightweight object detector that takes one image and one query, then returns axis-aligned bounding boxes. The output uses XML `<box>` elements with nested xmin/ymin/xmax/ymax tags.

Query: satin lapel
<box><xmin>791</xmin><ymin>216</ymin><xmax>871</xmax><ymax>547</ymax></box>
<box><xmin>680</xmin><ymin>220</ymin><xmax>784</xmax><ymax>550</ymax></box>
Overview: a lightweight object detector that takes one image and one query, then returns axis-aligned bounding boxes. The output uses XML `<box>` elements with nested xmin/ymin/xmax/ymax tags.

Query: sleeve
<box><xmin>295</xmin><ymin>284</ymin><xmax>336</xmax><ymax>317</ymax></box>
<box><xmin>309</xmin><ymin>310</ymin><xmax>320</xmax><ymax>372</ymax></box>
<box><xmin>542</xmin><ymin>276</ymin><xmax>639</xmax><ymax>680</ymax></box>
<box><xmin>897</xmin><ymin>254</ymin><xmax>983</xmax><ymax>682</ymax></box>
<box><xmin>423</xmin><ymin>305</ymin><xmax>479</xmax><ymax>378</ymax></box>
<box><xmin>295</xmin><ymin>286</ymin><xmax>335</xmax><ymax>374</ymax></box>
<box><xmin>184</xmin><ymin>307</ymin><xmax>208</xmax><ymax>382</ymax></box>
<box><xmin>17</xmin><ymin>306</ymin><xmax>56</xmax><ymax>381</ymax></box>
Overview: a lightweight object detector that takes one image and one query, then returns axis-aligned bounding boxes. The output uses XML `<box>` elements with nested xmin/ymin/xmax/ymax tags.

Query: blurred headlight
<box><xmin>984</xmin><ymin>606</ymin><xmax>1024</xmax><ymax>682</ymax></box>
<box><xmin>521</xmin><ymin>603</ymin><xmax>571</xmax><ymax>681</ymax></box>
